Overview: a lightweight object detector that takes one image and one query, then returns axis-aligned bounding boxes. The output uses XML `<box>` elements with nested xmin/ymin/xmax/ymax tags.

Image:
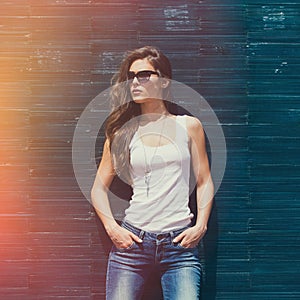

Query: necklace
<box><xmin>138</xmin><ymin>114</ymin><xmax>167</xmax><ymax>197</ymax></box>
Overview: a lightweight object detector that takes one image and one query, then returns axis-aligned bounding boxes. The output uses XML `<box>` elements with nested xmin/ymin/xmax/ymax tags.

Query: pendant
<box><xmin>144</xmin><ymin>169</ymin><xmax>151</xmax><ymax>197</ymax></box>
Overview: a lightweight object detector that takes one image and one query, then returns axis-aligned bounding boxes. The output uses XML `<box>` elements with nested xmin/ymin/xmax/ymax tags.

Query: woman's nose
<box><xmin>132</xmin><ymin>76</ymin><xmax>139</xmax><ymax>85</ymax></box>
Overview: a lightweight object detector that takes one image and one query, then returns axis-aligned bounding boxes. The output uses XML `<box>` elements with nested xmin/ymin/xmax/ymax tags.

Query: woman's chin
<box><xmin>132</xmin><ymin>97</ymin><xmax>148</xmax><ymax>104</ymax></box>
<box><xmin>132</xmin><ymin>96</ymin><xmax>163</xmax><ymax>104</ymax></box>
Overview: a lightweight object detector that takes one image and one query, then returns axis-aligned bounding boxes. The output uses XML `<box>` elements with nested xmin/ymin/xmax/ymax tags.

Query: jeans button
<box><xmin>157</xmin><ymin>234</ymin><xmax>164</xmax><ymax>240</ymax></box>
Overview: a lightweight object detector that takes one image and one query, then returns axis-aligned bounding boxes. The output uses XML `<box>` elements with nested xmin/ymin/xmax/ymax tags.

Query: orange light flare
<box><xmin>0</xmin><ymin>8</ymin><xmax>31</xmax><ymax>240</ymax></box>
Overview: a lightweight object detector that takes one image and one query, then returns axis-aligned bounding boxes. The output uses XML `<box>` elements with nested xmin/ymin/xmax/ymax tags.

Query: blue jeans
<box><xmin>106</xmin><ymin>221</ymin><xmax>202</xmax><ymax>300</ymax></box>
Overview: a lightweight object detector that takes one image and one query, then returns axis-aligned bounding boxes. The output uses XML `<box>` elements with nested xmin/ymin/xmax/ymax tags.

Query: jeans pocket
<box><xmin>115</xmin><ymin>241</ymin><xmax>136</xmax><ymax>252</ymax></box>
<box><xmin>173</xmin><ymin>242</ymin><xmax>197</xmax><ymax>250</ymax></box>
<box><xmin>176</xmin><ymin>242</ymin><xmax>190</xmax><ymax>250</ymax></box>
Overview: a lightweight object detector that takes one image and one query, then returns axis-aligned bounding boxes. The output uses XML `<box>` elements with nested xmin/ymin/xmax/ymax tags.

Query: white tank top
<box><xmin>124</xmin><ymin>115</ymin><xmax>192</xmax><ymax>232</ymax></box>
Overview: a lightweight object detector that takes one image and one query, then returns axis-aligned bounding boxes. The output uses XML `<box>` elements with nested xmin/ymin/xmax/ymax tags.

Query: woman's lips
<box><xmin>132</xmin><ymin>89</ymin><xmax>142</xmax><ymax>95</ymax></box>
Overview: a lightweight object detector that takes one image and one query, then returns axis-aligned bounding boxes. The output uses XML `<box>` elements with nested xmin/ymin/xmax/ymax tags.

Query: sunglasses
<box><xmin>127</xmin><ymin>70</ymin><xmax>159</xmax><ymax>84</ymax></box>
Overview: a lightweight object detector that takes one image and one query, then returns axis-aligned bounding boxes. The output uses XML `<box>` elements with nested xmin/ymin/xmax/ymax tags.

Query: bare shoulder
<box><xmin>184</xmin><ymin>116</ymin><xmax>206</xmax><ymax>150</ymax></box>
<box><xmin>185</xmin><ymin>115</ymin><xmax>204</xmax><ymax>134</ymax></box>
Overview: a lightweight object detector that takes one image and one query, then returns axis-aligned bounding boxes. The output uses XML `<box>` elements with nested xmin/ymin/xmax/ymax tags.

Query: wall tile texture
<box><xmin>0</xmin><ymin>1</ymin><xmax>299</xmax><ymax>299</ymax></box>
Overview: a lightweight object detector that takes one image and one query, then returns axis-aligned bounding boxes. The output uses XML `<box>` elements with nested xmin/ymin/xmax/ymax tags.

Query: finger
<box><xmin>173</xmin><ymin>232</ymin><xmax>185</xmax><ymax>243</ymax></box>
<box><xmin>130</xmin><ymin>232</ymin><xmax>143</xmax><ymax>243</ymax></box>
<box><xmin>179</xmin><ymin>236</ymin><xmax>190</xmax><ymax>246</ymax></box>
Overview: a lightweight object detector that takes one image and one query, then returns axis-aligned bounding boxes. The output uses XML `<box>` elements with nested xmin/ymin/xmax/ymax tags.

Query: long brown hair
<box><xmin>105</xmin><ymin>46</ymin><xmax>172</xmax><ymax>183</ymax></box>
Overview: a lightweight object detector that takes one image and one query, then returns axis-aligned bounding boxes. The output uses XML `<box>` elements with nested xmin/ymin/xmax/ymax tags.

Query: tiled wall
<box><xmin>0</xmin><ymin>1</ymin><xmax>299</xmax><ymax>299</ymax></box>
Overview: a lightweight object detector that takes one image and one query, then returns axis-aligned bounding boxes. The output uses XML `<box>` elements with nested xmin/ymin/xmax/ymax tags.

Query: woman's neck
<box><xmin>140</xmin><ymin>99</ymin><xmax>168</xmax><ymax>116</ymax></box>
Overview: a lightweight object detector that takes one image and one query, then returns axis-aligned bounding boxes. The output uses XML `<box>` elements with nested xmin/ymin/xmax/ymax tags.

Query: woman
<box><xmin>91</xmin><ymin>46</ymin><xmax>214</xmax><ymax>300</ymax></box>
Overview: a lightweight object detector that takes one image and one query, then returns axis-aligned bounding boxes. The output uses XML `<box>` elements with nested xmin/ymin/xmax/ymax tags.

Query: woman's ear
<box><xmin>161</xmin><ymin>78</ymin><xmax>170</xmax><ymax>89</ymax></box>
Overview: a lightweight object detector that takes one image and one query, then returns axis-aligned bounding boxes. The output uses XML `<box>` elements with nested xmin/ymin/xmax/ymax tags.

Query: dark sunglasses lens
<box><xmin>127</xmin><ymin>72</ymin><xmax>135</xmax><ymax>80</ymax></box>
<box><xmin>137</xmin><ymin>71</ymin><xmax>151</xmax><ymax>82</ymax></box>
<box><xmin>127</xmin><ymin>71</ymin><xmax>155</xmax><ymax>83</ymax></box>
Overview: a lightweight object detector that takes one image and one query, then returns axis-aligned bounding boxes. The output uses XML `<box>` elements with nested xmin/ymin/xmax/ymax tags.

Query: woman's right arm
<box><xmin>91</xmin><ymin>139</ymin><xmax>142</xmax><ymax>248</ymax></box>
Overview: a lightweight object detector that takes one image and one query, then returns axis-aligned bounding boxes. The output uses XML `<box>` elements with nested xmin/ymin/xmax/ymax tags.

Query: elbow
<box><xmin>197</xmin><ymin>174</ymin><xmax>214</xmax><ymax>189</ymax></box>
<box><xmin>209</xmin><ymin>175</ymin><xmax>215</xmax><ymax>193</ymax></box>
<box><xmin>90</xmin><ymin>185</ymin><xmax>99</xmax><ymax>206</ymax></box>
<box><xmin>90</xmin><ymin>181</ymin><xmax>107</xmax><ymax>206</ymax></box>
<box><xmin>197</xmin><ymin>175</ymin><xmax>215</xmax><ymax>197</ymax></box>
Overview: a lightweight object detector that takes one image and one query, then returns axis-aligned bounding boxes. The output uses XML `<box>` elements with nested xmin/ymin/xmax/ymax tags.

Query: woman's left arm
<box><xmin>173</xmin><ymin>116</ymin><xmax>214</xmax><ymax>248</ymax></box>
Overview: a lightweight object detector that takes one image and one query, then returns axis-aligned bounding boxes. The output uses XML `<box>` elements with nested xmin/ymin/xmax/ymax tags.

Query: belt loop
<box><xmin>169</xmin><ymin>230</ymin><xmax>174</xmax><ymax>240</ymax></box>
<box><xmin>139</xmin><ymin>230</ymin><xmax>145</xmax><ymax>240</ymax></box>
